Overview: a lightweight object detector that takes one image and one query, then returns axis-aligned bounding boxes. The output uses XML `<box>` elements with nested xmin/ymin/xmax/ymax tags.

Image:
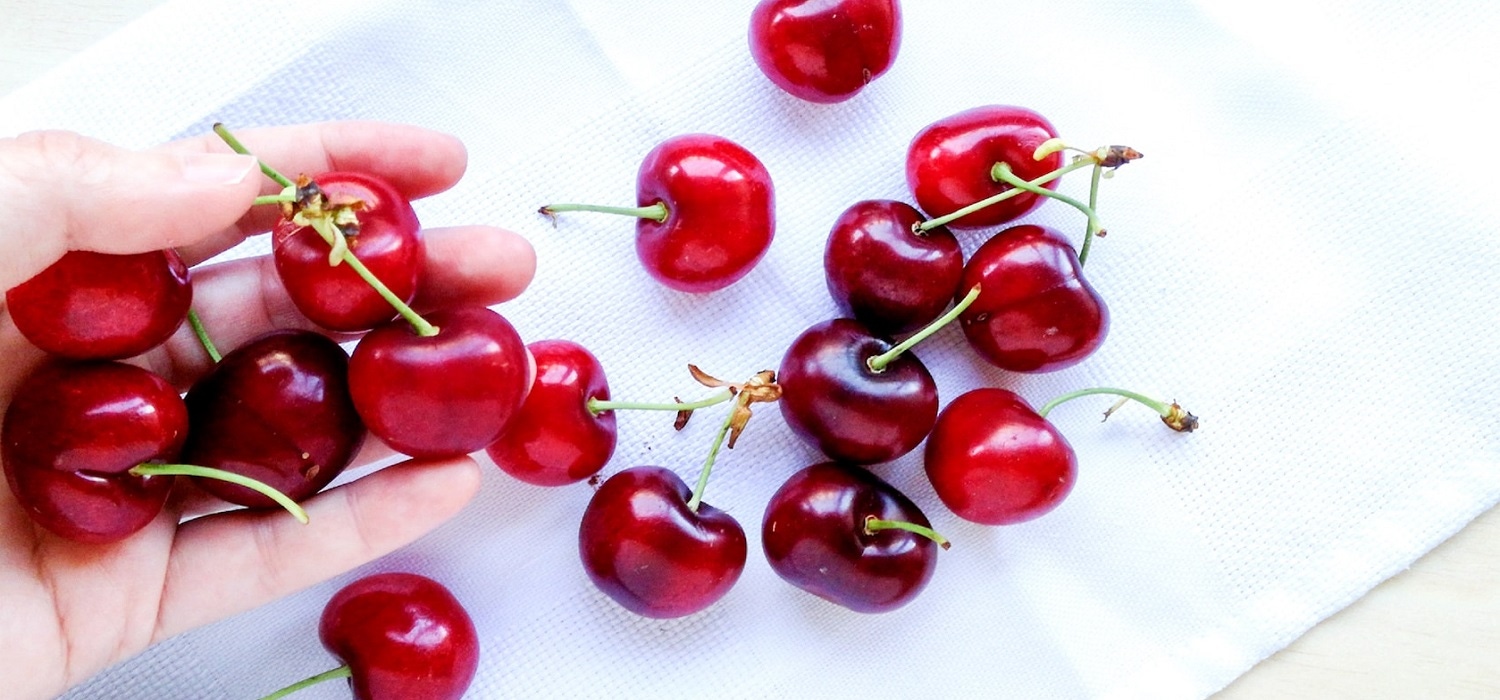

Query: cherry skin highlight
<box><xmin>748</xmin><ymin>0</ymin><xmax>902</xmax><ymax>103</ymax></box>
<box><xmin>349</xmin><ymin>306</ymin><xmax>530</xmax><ymax>460</ymax></box>
<box><xmin>274</xmin><ymin>171</ymin><xmax>423</xmax><ymax>332</ymax></box>
<box><xmin>2</xmin><ymin>362</ymin><xmax>186</xmax><ymax>542</ymax></box>
<box><xmin>486</xmin><ymin>339</ymin><xmax>617</xmax><ymax>487</ymax></box>
<box><xmin>318</xmin><ymin>572</ymin><xmax>480</xmax><ymax>700</ymax></box>
<box><xmin>923</xmin><ymin>387</ymin><xmax>1077</xmax><ymax>525</ymax></box>
<box><xmin>762</xmin><ymin>462</ymin><xmax>940</xmax><ymax>613</ymax></box>
<box><xmin>905</xmin><ymin>105</ymin><xmax>1063</xmax><ymax>229</ymax></box>
<box><xmin>578</xmin><ymin>466</ymin><xmax>748</xmax><ymax>618</ymax></box>
<box><xmin>5</xmin><ymin>249</ymin><xmax>191</xmax><ymax>361</ymax></box>
<box><xmin>182</xmin><ymin>330</ymin><xmax>365</xmax><ymax>508</ymax></box>
<box><xmin>958</xmin><ymin>224</ymin><xmax>1108</xmax><ymax>373</ymax></box>
<box><xmin>824</xmin><ymin>199</ymin><xmax>962</xmax><ymax>335</ymax></box>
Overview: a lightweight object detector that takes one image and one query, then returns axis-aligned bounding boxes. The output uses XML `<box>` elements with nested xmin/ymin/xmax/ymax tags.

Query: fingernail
<box><xmin>179</xmin><ymin>152</ymin><xmax>258</xmax><ymax>185</ymax></box>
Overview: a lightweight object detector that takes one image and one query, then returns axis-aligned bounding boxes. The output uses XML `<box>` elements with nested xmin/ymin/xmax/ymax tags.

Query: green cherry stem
<box><xmin>864</xmin><ymin>515</ymin><xmax>952</xmax><ymax>550</ymax></box>
<box><xmin>917</xmin><ymin>158</ymin><xmax>1094</xmax><ymax>232</ymax></box>
<box><xmin>128</xmin><ymin>463</ymin><xmax>311</xmax><ymax>523</ymax></box>
<box><xmin>587</xmin><ymin>389</ymin><xmax>734</xmax><ymax>416</ymax></box>
<box><xmin>992</xmin><ymin>162</ymin><xmax>1103</xmax><ymax>265</ymax></box>
<box><xmin>538</xmin><ymin>202</ymin><xmax>669</xmax><ymax>223</ymax></box>
<box><xmin>1037</xmin><ymin>387</ymin><xmax>1199</xmax><ymax>433</ymax></box>
<box><xmin>213</xmin><ymin>122</ymin><xmax>294</xmax><ymax>188</ymax></box>
<box><xmin>186</xmin><ymin>309</ymin><xmax>222</xmax><ymax>364</ymax></box>
<box><xmin>257</xmin><ymin>665</ymin><xmax>354</xmax><ymax>700</ymax></box>
<box><xmin>867</xmin><ymin>284</ymin><xmax>982</xmax><ymax>373</ymax></box>
<box><xmin>253</xmin><ymin>190</ymin><xmax>297</xmax><ymax>207</ymax></box>
<box><xmin>686</xmin><ymin>398</ymin><xmax>740</xmax><ymax>513</ymax></box>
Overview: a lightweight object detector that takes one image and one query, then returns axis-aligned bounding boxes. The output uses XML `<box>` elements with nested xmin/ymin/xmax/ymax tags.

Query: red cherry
<box><xmin>957</xmin><ymin>224</ymin><xmax>1108</xmax><ymax>373</ymax></box>
<box><xmin>778</xmin><ymin>318</ymin><xmax>938</xmax><ymax>465</ymax></box>
<box><xmin>905</xmin><ymin>105</ymin><xmax>1063</xmax><ymax>229</ymax></box>
<box><xmin>182</xmin><ymin>330</ymin><xmax>365</xmax><ymax>508</ymax></box>
<box><xmin>2</xmin><ymin>362</ymin><xmax>186</xmax><ymax>542</ymax></box>
<box><xmin>318</xmin><ymin>572</ymin><xmax>479</xmax><ymax>700</ymax></box>
<box><xmin>274</xmin><ymin>172</ymin><xmax>424</xmax><ymax>332</ymax></box>
<box><xmin>485</xmin><ymin>339</ymin><xmax>616</xmax><ymax>487</ymax></box>
<box><xmin>748</xmin><ymin>0</ymin><xmax>902</xmax><ymax>103</ymax></box>
<box><xmin>824</xmin><ymin>199</ymin><xmax>962</xmax><ymax>335</ymax></box>
<box><xmin>5</xmin><ymin>249</ymin><xmax>191</xmax><ymax>360</ymax></box>
<box><xmin>349</xmin><ymin>306</ymin><xmax>530</xmax><ymax>460</ymax></box>
<box><xmin>762</xmin><ymin>462</ymin><xmax>943</xmax><ymax>613</ymax></box>
<box><xmin>923</xmin><ymin>387</ymin><xmax>1076</xmax><ymax>525</ymax></box>
<box><xmin>578</xmin><ymin>466</ymin><xmax>747</xmax><ymax>618</ymax></box>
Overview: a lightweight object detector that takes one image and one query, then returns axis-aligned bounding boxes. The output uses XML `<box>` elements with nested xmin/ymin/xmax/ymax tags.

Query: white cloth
<box><xmin>3</xmin><ymin>1</ymin><xmax>1496</xmax><ymax>698</ymax></box>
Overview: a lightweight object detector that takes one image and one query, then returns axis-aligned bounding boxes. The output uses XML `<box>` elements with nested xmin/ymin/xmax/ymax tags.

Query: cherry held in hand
<box><xmin>749</xmin><ymin>0</ymin><xmax>902</xmax><ymax>103</ymax></box>
<box><xmin>486</xmin><ymin>339</ymin><xmax>617</xmax><ymax>487</ymax></box>
<box><xmin>824</xmin><ymin>199</ymin><xmax>962</xmax><ymax>335</ymax></box>
<box><xmin>6</xmin><ymin>249</ymin><xmax>191</xmax><ymax>360</ymax></box>
<box><xmin>906</xmin><ymin>105</ymin><xmax>1063</xmax><ymax>229</ymax></box>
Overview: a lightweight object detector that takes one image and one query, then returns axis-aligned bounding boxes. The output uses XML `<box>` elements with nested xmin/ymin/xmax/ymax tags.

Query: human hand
<box><xmin>0</xmin><ymin>122</ymin><xmax>535</xmax><ymax>700</ymax></box>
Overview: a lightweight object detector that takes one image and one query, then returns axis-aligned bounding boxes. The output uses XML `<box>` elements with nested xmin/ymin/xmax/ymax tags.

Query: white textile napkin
<box><xmin>2</xmin><ymin>1</ymin><xmax>1496</xmax><ymax>698</ymax></box>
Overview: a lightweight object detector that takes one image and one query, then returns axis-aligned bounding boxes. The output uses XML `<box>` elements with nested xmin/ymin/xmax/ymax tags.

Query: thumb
<box><xmin>0</xmin><ymin>130</ymin><xmax>261</xmax><ymax>290</ymax></box>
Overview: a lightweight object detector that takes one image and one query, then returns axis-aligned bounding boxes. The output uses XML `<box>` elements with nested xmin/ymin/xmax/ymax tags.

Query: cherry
<box><xmin>957</xmin><ymin>224</ymin><xmax>1107</xmax><ymax>373</ymax></box>
<box><xmin>761</xmin><ymin>462</ymin><xmax>947</xmax><ymax>613</ymax></box>
<box><xmin>905</xmin><ymin>105</ymin><xmax>1063</xmax><ymax>229</ymax></box>
<box><xmin>748</xmin><ymin>0</ymin><xmax>902</xmax><ymax>104</ymax></box>
<box><xmin>182</xmin><ymin>329</ymin><xmax>365</xmax><ymax>508</ymax></box>
<box><xmin>273</xmin><ymin>171</ymin><xmax>424</xmax><ymax>332</ymax></box>
<box><xmin>539</xmin><ymin>133</ymin><xmax>775</xmax><ymax>293</ymax></box>
<box><xmin>578</xmin><ymin>465</ymin><xmax>747</xmax><ymax>618</ymax></box>
<box><xmin>5</xmin><ymin>249</ymin><xmax>191</xmax><ymax>360</ymax></box>
<box><xmin>349</xmin><ymin>306</ymin><xmax>531</xmax><ymax>460</ymax></box>
<box><xmin>823</xmin><ymin>199</ymin><xmax>962</xmax><ymax>335</ymax></box>
<box><xmin>485</xmin><ymin>339</ymin><xmax>617</xmax><ymax>487</ymax></box>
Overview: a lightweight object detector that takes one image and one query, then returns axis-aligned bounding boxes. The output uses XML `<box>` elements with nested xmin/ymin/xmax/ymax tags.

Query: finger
<box><xmin>0</xmin><ymin>130</ymin><xmax>261</xmax><ymax>290</ymax></box>
<box><xmin>161</xmin><ymin>121</ymin><xmax>469</xmax><ymax>265</ymax></box>
<box><xmin>152</xmin><ymin>455</ymin><xmax>482</xmax><ymax>644</ymax></box>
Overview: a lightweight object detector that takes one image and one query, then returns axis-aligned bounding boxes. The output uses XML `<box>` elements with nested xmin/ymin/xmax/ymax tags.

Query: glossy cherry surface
<box><xmin>485</xmin><ymin>339</ymin><xmax>616</xmax><ymax>487</ymax></box>
<box><xmin>958</xmin><ymin>224</ymin><xmax>1108</xmax><ymax>373</ymax></box>
<box><xmin>182</xmin><ymin>330</ymin><xmax>365</xmax><ymax>508</ymax></box>
<box><xmin>2</xmin><ymin>362</ymin><xmax>186</xmax><ymax>542</ymax></box>
<box><xmin>905</xmin><ymin>105</ymin><xmax>1063</xmax><ymax>229</ymax></box>
<box><xmin>274</xmin><ymin>171</ymin><xmax>424</xmax><ymax>332</ymax></box>
<box><xmin>748</xmin><ymin>0</ymin><xmax>902</xmax><ymax>103</ymax></box>
<box><xmin>923</xmin><ymin>387</ymin><xmax>1076</xmax><ymax>525</ymax></box>
<box><xmin>762</xmin><ymin>462</ymin><xmax>940</xmax><ymax>613</ymax></box>
<box><xmin>578</xmin><ymin>466</ymin><xmax>747</xmax><ymax>618</ymax></box>
<box><xmin>636</xmin><ymin>134</ymin><xmax>775</xmax><ymax>292</ymax></box>
<box><xmin>824</xmin><ymin>199</ymin><xmax>962</xmax><ymax>335</ymax></box>
<box><xmin>349</xmin><ymin>306</ymin><xmax>530</xmax><ymax>459</ymax></box>
<box><xmin>5</xmin><ymin>249</ymin><xmax>191</xmax><ymax>360</ymax></box>
<box><xmin>319</xmin><ymin>572</ymin><xmax>480</xmax><ymax>700</ymax></box>
<box><xmin>778</xmin><ymin>318</ymin><xmax>938</xmax><ymax>465</ymax></box>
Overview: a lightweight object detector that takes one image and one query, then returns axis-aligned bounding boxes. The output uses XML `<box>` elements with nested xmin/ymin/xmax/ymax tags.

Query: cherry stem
<box><xmin>917</xmin><ymin>159</ymin><xmax>1094</xmax><ymax>232</ymax></box>
<box><xmin>212</xmin><ymin>123</ymin><xmax>293</xmax><ymax>188</ymax></box>
<box><xmin>867</xmin><ymin>284</ymin><xmax>982</xmax><ymax>373</ymax></box>
<box><xmin>128</xmin><ymin>463</ymin><xmax>310</xmax><ymax>523</ymax></box>
<box><xmin>864</xmin><ymin>515</ymin><xmax>951</xmax><ymax>549</ymax></box>
<box><xmin>686</xmin><ymin>398</ymin><xmax>739</xmax><ymax>513</ymax></box>
<box><xmin>253</xmin><ymin>191</ymin><xmax>296</xmax><ymax>207</ymax></box>
<box><xmin>256</xmin><ymin>665</ymin><xmax>353</xmax><ymax>700</ymax></box>
<box><xmin>1037</xmin><ymin>387</ymin><xmax>1199</xmax><ymax>432</ymax></box>
<box><xmin>186</xmin><ymin>309</ymin><xmax>221</xmax><ymax>363</ymax></box>
<box><xmin>992</xmin><ymin>162</ymin><xmax>1103</xmax><ymax>264</ymax></box>
<box><xmin>1085</xmin><ymin>162</ymin><xmax>1104</xmax><ymax>263</ymax></box>
<box><xmin>538</xmin><ymin>202</ymin><xmax>669</xmax><ymax>223</ymax></box>
<box><xmin>587</xmin><ymin>389</ymin><xmax>734</xmax><ymax>416</ymax></box>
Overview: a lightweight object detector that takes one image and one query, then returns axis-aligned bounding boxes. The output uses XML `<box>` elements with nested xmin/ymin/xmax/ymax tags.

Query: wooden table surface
<box><xmin>1</xmin><ymin>2</ymin><xmax>1496</xmax><ymax>698</ymax></box>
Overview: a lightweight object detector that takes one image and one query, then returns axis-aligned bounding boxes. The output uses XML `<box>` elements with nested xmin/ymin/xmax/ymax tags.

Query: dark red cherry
<box><xmin>182</xmin><ymin>330</ymin><xmax>365</xmax><ymax>508</ymax></box>
<box><xmin>824</xmin><ymin>199</ymin><xmax>962</xmax><ymax>335</ymax></box>
<box><xmin>2</xmin><ymin>362</ymin><xmax>185</xmax><ymax>542</ymax></box>
<box><xmin>957</xmin><ymin>224</ymin><xmax>1108</xmax><ymax>373</ymax></box>
<box><xmin>349</xmin><ymin>306</ymin><xmax>530</xmax><ymax>460</ymax></box>
<box><xmin>274</xmin><ymin>171</ymin><xmax>423</xmax><ymax>332</ymax></box>
<box><xmin>762</xmin><ymin>462</ymin><xmax>941</xmax><ymax>613</ymax></box>
<box><xmin>905</xmin><ymin>105</ymin><xmax>1063</xmax><ymax>229</ymax></box>
<box><xmin>485</xmin><ymin>339</ymin><xmax>616</xmax><ymax>487</ymax></box>
<box><xmin>5</xmin><ymin>249</ymin><xmax>191</xmax><ymax>360</ymax></box>
<box><xmin>778</xmin><ymin>318</ymin><xmax>938</xmax><ymax>465</ymax></box>
<box><xmin>578</xmin><ymin>466</ymin><xmax>747</xmax><ymax>618</ymax></box>
<box><xmin>923</xmin><ymin>387</ymin><xmax>1076</xmax><ymax>525</ymax></box>
<box><xmin>748</xmin><ymin>0</ymin><xmax>902</xmax><ymax>103</ymax></box>
<box><xmin>318</xmin><ymin>572</ymin><xmax>480</xmax><ymax>700</ymax></box>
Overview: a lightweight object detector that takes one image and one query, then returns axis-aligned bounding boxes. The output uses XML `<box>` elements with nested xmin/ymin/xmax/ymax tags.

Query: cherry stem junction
<box><xmin>186</xmin><ymin>309</ymin><xmax>221</xmax><ymax>363</ymax></box>
<box><xmin>686</xmin><ymin>395</ymin><xmax>744</xmax><ymax>513</ymax></box>
<box><xmin>917</xmin><ymin>159</ymin><xmax>1094</xmax><ymax>232</ymax></box>
<box><xmin>538</xmin><ymin>202</ymin><xmax>669</xmax><ymax>224</ymax></box>
<box><xmin>128</xmin><ymin>463</ymin><xmax>310</xmax><ymax>523</ymax></box>
<box><xmin>867</xmin><ymin>284</ymin><xmax>982</xmax><ymax>373</ymax></box>
<box><xmin>587</xmin><ymin>389</ymin><xmax>734</xmax><ymax>416</ymax></box>
<box><xmin>864</xmin><ymin>515</ymin><xmax>951</xmax><ymax>550</ymax></box>
<box><xmin>1037</xmin><ymin>387</ymin><xmax>1199</xmax><ymax>433</ymax></box>
<box><xmin>256</xmin><ymin>665</ymin><xmax>353</xmax><ymax>700</ymax></box>
<box><xmin>991</xmin><ymin>162</ymin><xmax>1103</xmax><ymax>264</ymax></box>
